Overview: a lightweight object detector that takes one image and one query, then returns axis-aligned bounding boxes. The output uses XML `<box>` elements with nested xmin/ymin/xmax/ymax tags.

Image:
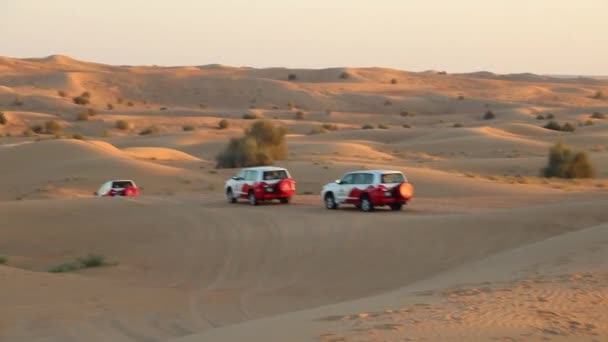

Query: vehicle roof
<box><xmin>344</xmin><ymin>170</ymin><xmax>403</xmax><ymax>174</ymax></box>
<box><xmin>241</xmin><ymin>166</ymin><xmax>288</xmax><ymax>172</ymax></box>
<box><xmin>105</xmin><ymin>179</ymin><xmax>135</xmax><ymax>183</ymax></box>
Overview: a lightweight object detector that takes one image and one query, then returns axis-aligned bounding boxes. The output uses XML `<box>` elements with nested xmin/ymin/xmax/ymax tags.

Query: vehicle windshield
<box><xmin>112</xmin><ymin>181</ymin><xmax>134</xmax><ymax>189</ymax></box>
<box><xmin>263</xmin><ymin>170</ymin><xmax>289</xmax><ymax>180</ymax></box>
<box><xmin>381</xmin><ymin>173</ymin><xmax>405</xmax><ymax>183</ymax></box>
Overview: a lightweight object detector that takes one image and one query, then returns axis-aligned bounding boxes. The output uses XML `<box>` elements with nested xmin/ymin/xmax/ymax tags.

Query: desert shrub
<box><xmin>73</xmin><ymin>96</ymin><xmax>90</xmax><ymax>105</ymax></box>
<box><xmin>483</xmin><ymin>110</ymin><xmax>496</xmax><ymax>120</ymax></box>
<box><xmin>453</xmin><ymin>123</ymin><xmax>464</xmax><ymax>128</ymax></box>
<box><xmin>87</xmin><ymin>108</ymin><xmax>97</xmax><ymax>116</ymax></box>
<box><xmin>0</xmin><ymin>112</ymin><xmax>7</xmax><ymax>125</ymax></box>
<box><xmin>400</xmin><ymin>111</ymin><xmax>410</xmax><ymax>117</ymax></box>
<box><xmin>544</xmin><ymin>120</ymin><xmax>563</xmax><ymax>131</ymax></box>
<box><xmin>182</xmin><ymin>124</ymin><xmax>196</xmax><ymax>131</ymax></box>
<box><xmin>384</xmin><ymin>99</ymin><xmax>393</xmax><ymax>106</ymax></box>
<box><xmin>199</xmin><ymin>104</ymin><xmax>208</xmax><ymax>109</ymax></box>
<box><xmin>361</xmin><ymin>124</ymin><xmax>374</xmax><ymax>129</ymax></box>
<box><xmin>403</xmin><ymin>124</ymin><xmax>412</xmax><ymax>128</ymax></box>
<box><xmin>107</xmin><ymin>103</ymin><xmax>114</xmax><ymax>110</ymax></box>
<box><xmin>48</xmin><ymin>254</ymin><xmax>109</xmax><ymax>273</ymax></box>
<box><xmin>117</xmin><ymin>97</ymin><xmax>124</xmax><ymax>104</ymax></box>
<box><xmin>0</xmin><ymin>256</ymin><xmax>7</xmax><ymax>264</ymax></box>
<box><xmin>102</xmin><ymin>130</ymin><xmax>111</xmax><ymax>137</ymax></box>
<box><xmin>547</xmin><ymin>113</ymin><xmax>555</xmax><ymax>119</ymax></box>
<box><xmin>591</xmin><ymin>112</ymin><xmax>606</xmax><ymax>119</ymax></box>
<box><xmin>591</xmin><ymin>90</ymin><xmax>603</xmax><ymax>99</ymax></box>
<box><xmin>458</xmin><ymin>95</ymin><xmax>465</xmax><ymax>100</ymax></box>
<box><xmin>139</xmin><ymin>125</ymin><xmax>160</xmax><ymax>135</ymax></box>
<box><xmin>437</xmin><ymin>71</ymin><xmax>447</xmax><ymax>75</ymax></box>
<box><xmin>561</xmin><ymin>122</ymin><xmax>576</xmax><ymax>132</ymax></box>
<box><xmin>160</xmin><ymin>107</ymin><xmax>167</xmax><ymax>110</ymax></box>
<box><xmin>115</xmin><ymin>120</ymin><xmax>130</xmax><ymax>130</ymax></box>
<box><xmin>13</xmin><ymin>98</ymin><xmax>24</xmax><ymax>106</ymax></box>
<box><xmin>309</xmin><ymin>127</ymin><xmax>327</xmax><ymax>135</ymax></box>
<box><xmin>218</xmin><ymin>119</ymin><xmax>229</xmax><ymax>129</ymax></box>
<box><xmin>322</xmin><ymin>123</ymin><xmax>338</xmax><ymax>131</ymax></box>
<box><xmin>81</xmin><ymin>91</ymin><xmax>91</xmax><ymax>99</ymax></box>
<box><xmin>72</xmin><ymin>134</ymin><xmax>85</xmax><ymax>140</ymax></box>
<box><xmin>23</xmin><ymin>129</ymin><xmax>36</xmax><ymax>137</ymax></box>
<box><xmin>391</xmin><ymin>78</ymin><xmax>398</xmax><ymax>84</ymax></box>
<box><xmin>536</xmin><ymin>114</ymin><xmax>545</xmax><ymax>120</ymax></box>
<box><xmin>287</xmin><ymin>102</ymin><xmax>296</xmax><ymax>110</ymax></box>
<box><xmin>378</xmin><ymin>124</ymin><xmax>389</xmax><ymax>129</ymax></box>
<box><xmin>76</xmin><ymin>112</ymin><xmax>89</xmax><ymax>121</ymax></box>
<box><xmin>288</xmin><ymin>73</ymin><xmax>297</xmax><ymax>81</ymax></box>
<box><xmin>295</xmin><ymin>111</ymin><xmax>305</xmax><ymax>120</ymax></box>
<box><xmin>58</xmin><ymin>90</ymin><xmax>67</xmax><ymax>98</ymax></box>
<box><xmin>584</xmin><ymin>120</ymin><xmax>594</xmax><ymax>126</ymax></box>
<box><xmin>30</xmin><ymin>124</ymin><xmax>43</xmax><ymax>134</ymax></box>
<box><xmin>45</xmin><ymin>120</ymin><xmax>62</xmax><ymax>134</ymax></box>
<box><xmin>543</xmin><ymin>142</ymin><xmax>595</xmax><ymax>179</ymax></box>
<box><xmin>340</xmin><ymin>71</ymin><xmax>351</xmax><ymax>79</ymax></box>
<box><xmin>215</xmin><ymin>120</ymin><xmax>288</xmax><ymax>168</ymax></box>
<box><xmin>127</xmin><ymin>101</ymin><xmax>134</xmax><ymax>107</ymax></box>
<box><xmin>243</xmin><ymin>113</ymin><xmax>258</xmax><ymax>120</ymax></box>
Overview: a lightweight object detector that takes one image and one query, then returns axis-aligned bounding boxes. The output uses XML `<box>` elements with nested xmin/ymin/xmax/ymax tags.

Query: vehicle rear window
<box><xmin>112</xmin><ymin>181</ymin><xmax>134</xmax><ymax>189</ymax></box>
<box><xmin>381</xmin><ymin>173</ymin><xmax>405</xmax><ymax>183</ymax></box>
<box><xmin>263</xmin><ymin>170</ymin><xmax>289</xmax><ymax>180</ymax></box>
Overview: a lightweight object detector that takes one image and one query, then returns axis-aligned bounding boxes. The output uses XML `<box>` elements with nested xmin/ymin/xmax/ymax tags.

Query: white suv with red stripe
<box><xmin>225</xmin><ymin>166</ymin><xmax>296</xmax><ymax>205</ymax></box>
<box><xmin>321</xmin><ymin>170</ymin><xmax>414</xmax><ymax>212</ymax></box>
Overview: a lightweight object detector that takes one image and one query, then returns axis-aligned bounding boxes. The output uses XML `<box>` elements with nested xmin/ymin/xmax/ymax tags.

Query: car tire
<box><xmin>360</xmin><ymin>196</ymin><xmax>374</xmax><ymax>212</ymax></box>
<box><xmin>390</xmin><ymin>203</ymin><xmax>403</xmax><ymax>211</ymax></box>
<box><xmin>248</xmin><ymin>191</ymin><xmax>258</xmax><ymax>206</ymax></box>
<box><xmin>226</xmin><ymin>188</ymin><xmax>237</xmax><ymax>204</ymax></box>
<box><xmin>325</xmin><ymin>193</ymin><xmax>338</xmax><ymax>210</ymax></box>
<box><xmin>280</xmin><ymin>197</ymin><xmax>291</xmax><ymax>204</ymax></box>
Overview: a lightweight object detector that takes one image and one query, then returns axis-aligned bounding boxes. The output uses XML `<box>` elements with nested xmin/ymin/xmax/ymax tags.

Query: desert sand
<box><xmin>0</xmin><ymin>55</ymin><xmax>607</xmax><ymax>341</ymax></box>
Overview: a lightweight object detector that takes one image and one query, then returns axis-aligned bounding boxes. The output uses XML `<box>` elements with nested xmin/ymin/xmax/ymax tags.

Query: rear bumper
<box><xmin>255</xmin><ymin>190</ymin><xmax>295</xmax><ymax>200</ymax></box>
<box><xmin>373</xmin><ymin>197</ymin><xmax>408</xmax><ymax>206</ymax></box>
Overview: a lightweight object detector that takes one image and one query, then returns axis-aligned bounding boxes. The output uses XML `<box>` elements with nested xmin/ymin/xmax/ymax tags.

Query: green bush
<box><xmin>483</xmin><ymin>110</ymin><xmax>496</xmax><ymax>120</ymax></box>
<box><xmin>218</xmin><ymin>119</ymin><xmax>229</xmax><ymax>129</ymax></box>
<box><xmin>30</xmin><ymin>124</ymin><xmax>43</xmax><ymax>134</ymax></box>
<box><xmin>295</xmin><ymin>111</ymin><xmax>305</xmax><ymax>120</ymax></box>
<box><xmin>115</xmin><ymin>120</ymin><xmax>130</xmax><ymax>130</ymax></box>
<box><xmin>591</xmin><ymin>90</ymin><xmax>603</xmax><ymax>99</ymax></box>
<box><xmin>361</xmin><ymin>124</ymin><xmax>374</xmax><ymax>129</ymax></box>
<box><xmin>561</xmin><ymin>122</ymin><xmax>576</xmax><ymax>132</ymax></box>
<box><xmin>591</xmin><ymin>112</ymin><xmax>606</xmax><ymax>119</ymax></box>
<box><xmin>73</xmin><ymin>96</ymin><xmax>90</xmax><ymax>105</ymax></box>
<box><xmin>215</xmin><ymin>120</ymin><xmax>288</xmax><ymax>168</ymax></box>
<box><xmin>584</xmin><ymin>119</ymin><xmax>594</xmax><ymax>126</ymax></box>
<box><xmin>547</xmin><ymin>113</ymin><xmax>555</xmax><ymax>119</ymax></box>
<box><xmin>81</xmin><ymin>91</ymin><xmax>91</xmax><ymax>99</ymax></box>
<box><xmin>72</xmin><ymin>134</ymin><xmax>85</xmax><ymax>140</ymax></box>
<box><xmin>48</xmin><ymin>261</ymin><xmax>80</xmax><ymax>273</ymax></box>
<box><xmin>309</xmin><ymin>127</ymin><xmax>327</xmax><ymax>135</ymax></box>
<box><xmin>76</xmin><ymin>112</ymin><xmax>89</xmax><ymax>121</ymax></box>
<box><xmin>139</xmin><ymin>125</ymin><xmax>160</xmax><ymax>135</ymax></box>
<box><xmin>182</xmin><ymin>124</ymin><xmax>196</xmax><ymax>131</ymax></box>
<box><xmin>243</xmin><ymin>113</ymin><xmax>258</xmax><ymax>120</ymax></box>
<box><xmin>48</xmin><ymin>254</ymin><xmax>110</xmax><ymax>273</ymax></box>
<box><xmin>0</xmin><ymin>256</ymin><xmax>7</xmax><ymax>264</ymax></box>
<box><xmin>288</xmin><ymin>73</ymin><xmax>297</xmax><ymax>81</ymax></box>
<box><xmin>543</xmin><ymin>142</ymin><xmax>595</xmax><ymax>179</ymax></box>
<box><xmin>0</xmin><ymin>112</ymin><xmax>7</xmax><ymax>125</ymax></box>
<box><xmin>400</xmin><ymin>111</ymin><xmax>410</xmax><ymax>117</ymax></box>
<box><xmin>378</xmin><ymin>124</ymin><xmax>389</xmax><ymax>129</ymax></box>
<box><xmin>45</xmin><ymin>120</ymin><xmax>62</xmax><ymax>134</ymax></box>
<box><xmin>536</xmin><ymin>114</ymin><xmax>545</xmax><ymax>120</ymax></box>
<box><xmin>287</xmin><ymin>102</ymin><xmax>296</xmax><ymax>110</ymax></box>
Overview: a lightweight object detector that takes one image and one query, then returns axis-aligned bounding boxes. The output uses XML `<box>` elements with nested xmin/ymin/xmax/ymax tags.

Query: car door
<box><xmin>345</xmin><ymin>173</ymin><xmax>371</xmax><ymax>204</ymax></box>
<box><xmin>241</xmin><ymin>170</ymin><xmax>258</xmax><ymax>196</ymax></box>
<box><xmin>336</xmin><ymin>173</ymin><xmax>355</xmax><ymax>203</ymax></box>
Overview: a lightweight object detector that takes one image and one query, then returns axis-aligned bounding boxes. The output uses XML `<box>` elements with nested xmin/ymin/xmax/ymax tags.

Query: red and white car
<box><xmin>225</xmin><ymin>166</ymin><xmax>296</xmax><ymax>205</ymax></box>
<box><xmin>321</xmin><ymin>170</ymin><xmax>414</xmax><ymax>212</ymax></box>
<box><xmin>95</xmin><ymin>180</ymin><xmax>140</xmax><ymax>197</ymax></box>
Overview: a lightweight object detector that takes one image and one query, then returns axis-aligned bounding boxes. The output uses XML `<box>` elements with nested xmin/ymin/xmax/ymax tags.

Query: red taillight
<box><xmin>398</xmin><ymin>182</ymin><xmax>414</xmax><ymax>200</ymax></box>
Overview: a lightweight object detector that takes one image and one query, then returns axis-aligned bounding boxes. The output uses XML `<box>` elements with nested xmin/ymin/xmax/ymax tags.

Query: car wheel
<box><xmin>360</xmin><ymin>196</ymin><xmax>374</xmax><ymax>212</ymax></box>
<box><xmin>248</xmin><ymin>191</ymin><xmax>258</xmax><ymax>206</ymax></box>
<box><xmin>390</xmin><ymin>203</ymin><xmax>403</xmax><ymax>211</ymax></box>
<box><xmin>280</xmin><ymin>197</ymin><xmax>291</xmax><ymax>204</ymax></box>
<box><xmin>325</xmin><ymin>193</ymin><xmax>338</xmax><ymax>209</ymax></box>
<box><xmin>226</xmin><ymin>188</ymin><xmax>237</xmax><ymax>203</ymax></box>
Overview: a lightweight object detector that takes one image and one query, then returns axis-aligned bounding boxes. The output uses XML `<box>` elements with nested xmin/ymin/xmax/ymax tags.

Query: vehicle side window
<box><xmin>341</xmin><ymin>174</ymin><xmax>354</xmax><ymax>184</ymax></box>
<box><xmin>246</xmin><ymin>171</ymin><xmax>258</xmax><ymax>181</ymax></box>
<box><xmin>237</xmin><ymin>170</ymin><xmax>247</xmax><ymax>179</ymax></box>
<box><xmin>364</xmin><ymin>173</ymin><xmax>374</xmax><ymax>184</ymax></box>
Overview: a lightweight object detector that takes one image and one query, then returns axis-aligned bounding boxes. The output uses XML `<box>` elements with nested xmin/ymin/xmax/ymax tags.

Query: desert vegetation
<box><xmin>182</xmin><ymin>124</ymin><xmax>196</xmax><ymax>131</ymax></box>
<box><xmin>543</xmin><ymin>142</ymin><xmax>595</xmax><ymax>179</ymax></box>
<box><xmin>0</xmin><ymin>112</ymin><xmax>7</xmax><ymax>125</ymax></box>
<box><xmin>72</xmin><ymin>92</ymin><xmax>91</xmax><ymax>105</ymax></box>
<box><xmin>76</xmin><ymin>112</ymin><xmax>89</xmax><ymax>121</ymax></box>
<box><xmin>48</xmin><ymin>254</ymin><xmax>111</xmax><ymax>273</ymax></box>
<box><xmin>140</xmin><ymin>125</ymin><xmax>160</xmax><ymax>135</ymax></box>
<box><xmin>361</xmin><ymin>124</ymin><xmax>374</xmax><ymax>129</ymax></box>
<box><xmin>218</xmin><ymin>119</ymin><xmax>229</xmax><ymax>129</ymax></box>
<box><xmin>590</xmin><ymin>112</ymin><xmax>606</xmax><ymax>119</ymax></box>
<box><xmin>115</xmin><ymin>120</ymin><xmax>130</xmax><ymax>130</ymax></box>
<box><xmin>216</xmin><ymin>120</ymin><xmax>287</xmax><ymax>168</ymax></box>
<box><xmin>483</xmin><ymin>110</ymin><xmax>496</xmax><ymax>120</ymax></box>
<box><xmin>288</xmin><ymin>73</ymin><xmax>297</xmax><ymax>81</ymax></box>
<box><xmin>243</xmin><ymin>113</ymin><xmax>258</xmax><ymax>120</ymax></box>
<box><xmin>544</xmin><ymin>120</ymin><xmax>575</xmax><ymax>132</ymax></box>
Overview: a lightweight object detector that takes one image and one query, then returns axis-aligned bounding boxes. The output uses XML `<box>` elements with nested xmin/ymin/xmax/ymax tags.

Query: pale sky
<box><xmin>1</xmin><ymin>0</ymin><xmax>606</xmax><ymax>74</ymax></box>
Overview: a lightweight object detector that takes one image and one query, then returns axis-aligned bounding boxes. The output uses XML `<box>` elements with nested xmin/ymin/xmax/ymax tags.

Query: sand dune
<box><xmin>0</xmin><ymin>55</ymin><xmax>606</xmax><ymax>342</ymax></box>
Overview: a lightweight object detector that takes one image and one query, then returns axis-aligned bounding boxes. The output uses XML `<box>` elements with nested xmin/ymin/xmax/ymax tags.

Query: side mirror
<box><xmin>335</xmin><ymin>179</ymin><xmax>343</xmax><ymax>184</ymax></box>
<box><xmin>232</xmin><ymin>176</ymin><xmax>243</xmax><ymax>181</ymax></box>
